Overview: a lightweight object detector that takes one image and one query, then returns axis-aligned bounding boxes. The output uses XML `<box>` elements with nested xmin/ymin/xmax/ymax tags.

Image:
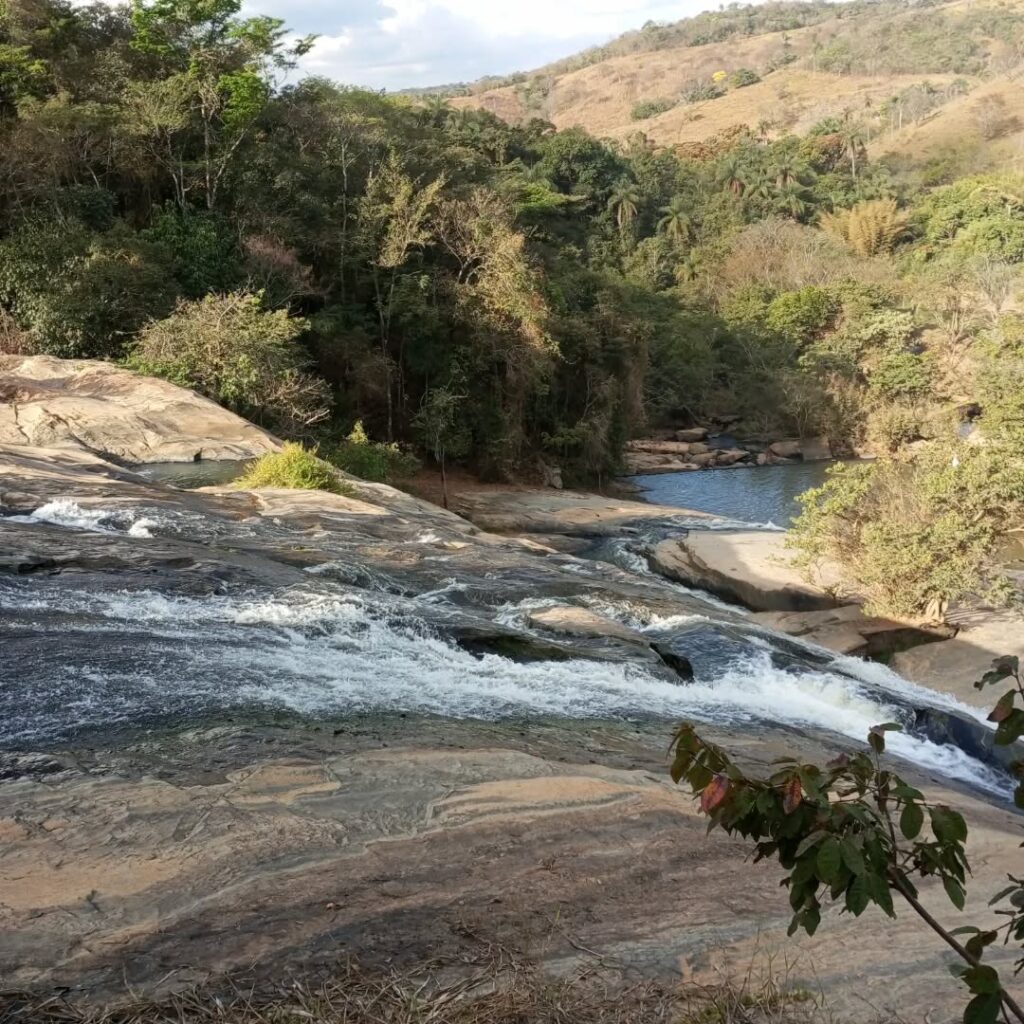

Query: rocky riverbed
<box><xmin>1</xmin><ymin>356</ymin><xmax>1022</xmax><ymax>1020</ymax></box>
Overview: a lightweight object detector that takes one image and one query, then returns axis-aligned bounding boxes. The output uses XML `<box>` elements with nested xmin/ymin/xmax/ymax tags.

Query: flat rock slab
<box><xmin>650</xmin><ymin>532</ymin><xmax>843</xmax><ymax>612</ymax></box>
<box><xmin>453</xmin><ymin>488</ymin><xmax>712</xmax><ymax>535</ymax></box>
<box><xmin>752</xmin><ymin>605</ymin><xmax>954</xmax><ymax>658</ymax></box>
<box><xmin>0</xmin><ymin>729</ymin><xmax>1019</xmax><ymax>1024</ymax></box>
<box><xmin>527</xmin><ymin>605</ymin><xmax>649</xmax><ymax>645</ymax></box>
<box><xmin>891</xmin><ymin>612</ymin><xmax>1024</xmax><ymax>708</ymax></box>
<box><xmin>0</xmin><ymin>355</ymin><xmax>280</xmax><ymax>463</ymax></box>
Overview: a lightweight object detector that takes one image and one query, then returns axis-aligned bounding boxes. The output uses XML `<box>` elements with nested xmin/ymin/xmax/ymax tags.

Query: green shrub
<box><xmin>791</xmin><ymin>447</ymin><xmax>1024</xmax><ymax>619</ymax></box>
<box><xmin>128</xmin><ymin>292</ymin><xmax>331</xmax><ymax>435</ymax></box>
<box><xmin>868</xmin><ymin>349</ymin><xmax>933</xmax><ymax>399</ymax></box>
<box><xmin>681</xmin><ymin>78</ymin><xmax>724</xmax><ymax>103</ymax></box>
<box><xmin>865</xmin><ymin>402</ymin><xmax>924</xmax><ymax>452</ymax></box>
<box><xmin>727</xmin><ymin>68</ymin><xmax>760</xmax><ymax>89</ymax></box>
<box><xmin>765</xmin><ymin>286</ymin><xmax>840</xmax><ymax>347</ymax></box>
<box><xmin>236</xmin><ymin>443</ymin><xmax>349</xmax><ymax>493</ymax></box>
<box><xmin>630</xmin><ymin>98</ymin><xmax>675</xmax><ymax>121</ymax></box>
<box><xmin>328</xmin><ymin>421</ymin><xmax>419</xmax><ymax>482</ymax></box>
<box><xmin>0</xmin><ymin>219</ymin><xmax>178</xmax><ymax>358</ymax></box>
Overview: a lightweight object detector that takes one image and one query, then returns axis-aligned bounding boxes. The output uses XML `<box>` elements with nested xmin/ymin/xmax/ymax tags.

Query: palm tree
<box><xmin>717</xmin><ymin>155</ymin><xmax>746</xmax><ymax>196</ymax></box>
<box><xmin>756</xmin><ymin>118</ymin><xmax>777</xmax><ymax>144</ymax></box>
<box><xmin>775</xmin><ymin>181</ymin><xmax>809</xmax><ymax>220</ymax></box>
<box><xmin>772</xmin><ymin>154</ymin><xmax>807</xmax><ymax>188</ymax></box>
<box><xmin>608</xmin><ymin>181</ymin><xmax>641</xmax><ymax>235</ymax></box>
<box><xmin>657</xmin><ymin>196</ymin><xmax>693</xmax><ymax>243</ymax></box>
<box><xmin>744</xmin><ymin>170</ymin><xmax>775</xmax><ymax>203</ymax></box>
<box><xmin>837</xmin><ymin>117</ymin><xmax>866</xmax><ymax>179</ymax></box>
<box><xmin>422</xmin><ymin>94</ymin><xmax>451</xmax><ymax>126</ymax></box>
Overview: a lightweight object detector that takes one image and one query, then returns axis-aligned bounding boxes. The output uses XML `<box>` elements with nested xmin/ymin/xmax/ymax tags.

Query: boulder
<box><xmin>675</xmin><ymin>428</ymin><xmax>709</xmax><ymax>443</ymax></box>
<box><xmin>649</xmin><ymin>532</ymin><xmax>844</xmax><ymax>612</ymax></box>
<box><xmin>688</xmin><ymin>452</ymin><xmax>719</xmax><ymax>467</ymax></box>
<box><xmin>712</xmin><ymin>448</ymin><xmax>750</xmax><ymax>467</ymax></box>
<box><xmin>751</xmin><ymin>606</ymin><xmax>954</xmax><ymax>659</ymax></box>
<box><xmin>768</xmin><ymin>439</ymin><xmax>802</xmax><ymax>459</ymax></box>
<box><xmin>801</xmin><ymin>437</ymin><xmax>832</xmax><ymax>461</ymax></box>
<box><xmin>627</xmin><ymin>440</ymin><xmax>694</xmax><ymax>455</ymax></box>
<box><xmin>687</xmin><ymin>442</ymin><xmax>711</xmax><ymax>456</ymax></box>
<box><xmin>623</xmin><ymin>452</ymin><xmax>699</xmax><ymax>475</ymax></box>
<box><xmin>0</xmin><ymin>355</ymin><xmax>280</xmax><ymax>464</ymax></box>
<box><xmin>526</xmin><ymin>606</ymin><xmax>648</xmax><ymax>646</ymax></box>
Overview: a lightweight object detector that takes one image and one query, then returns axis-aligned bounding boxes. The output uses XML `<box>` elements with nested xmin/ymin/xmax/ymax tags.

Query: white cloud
<box><xmin>293</xmin><ymin>0</ymin><xmax>728</xmax><ymax>90</ymax></box>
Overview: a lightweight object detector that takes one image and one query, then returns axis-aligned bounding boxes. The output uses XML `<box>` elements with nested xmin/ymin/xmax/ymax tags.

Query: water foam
<box><xmin>0</xmin><ymin>581</ymin><xmax>1008</xmax><ymax>795</ymax></box>
<box><xmin>11</xmin><ymin>499</ymin><xmax>162</xmax><ymax>539</ymax></box>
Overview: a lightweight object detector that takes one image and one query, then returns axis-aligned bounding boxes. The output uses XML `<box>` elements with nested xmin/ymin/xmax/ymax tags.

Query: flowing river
<box><xmin>0</xmin><ymin>482</ymin><xmax>1012</xmax><ymax>801</ymax></box>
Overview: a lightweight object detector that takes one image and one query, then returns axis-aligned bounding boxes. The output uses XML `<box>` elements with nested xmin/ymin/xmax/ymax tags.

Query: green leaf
<box><xmin>964</xmin><ymin>992</ymin><xmax>1002</xmax><ymax>1024</ymax></box>
<box><xmin>845</xmin><ymin>874</ymin><xmax>869</xmax><ymax>916</ymax></box>
<box><xmin>866</xmin><ymin>871</ymin><xmax>895</xmax><ymax>917</ymax></box>
<box><xmin>943</xmin><ymin>875</ymin><xmax>966</xmax><ymax>911</ymax></box>
<box><xmin>840</xmin><ymin>838</ymin><xmax>866</xmax><ymax>876</ymax></box>
<box><xmin>816</xmin><ymin>837</ymin><xmax>842</xmax><ymax>884</ymax></box>
<box><xmin>930</xmin><ymin>806</ymin><xmax>968</xmax><ymax>844</ymax></box>
<box><xmin>963</xmin><ymin>965</ymin><xmax>1001</xmax><ymax>996</ymax></box>
<box><xmin>795</xmin><ymin>831</ymin><xmax>827</xmax><ymax>858</ymax></box>
<box><xmin>987</xmin><ymin>690</ymin><xmax>1016</xmax><ymax>724</ymax></box>
<box><xmin>801</xmin><ymin>904</ymin><xmax>821</xmax><ymax>936</ymax></box>
<box><xmin>994</xmin><ymin>709</ymin><xmax>1024</xmax><ymax>746</ymax></box>
<box><xmin>900</xmin><ymin>801</ymin><xmax>924</xmax><ymax>840</ymax></box>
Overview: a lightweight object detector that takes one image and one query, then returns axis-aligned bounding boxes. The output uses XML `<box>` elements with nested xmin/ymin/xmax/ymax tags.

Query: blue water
<box><xmin>633</xmin><ymin>462</ymin><xmax>834</xmax><ymax>526</ymax></box>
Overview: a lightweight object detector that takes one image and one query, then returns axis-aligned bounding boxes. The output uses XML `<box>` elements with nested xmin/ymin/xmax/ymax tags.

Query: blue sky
<box><xmin>270</xmin><ymin>1</ymin><xmax>761</xmax><ymax>92</ymax></box>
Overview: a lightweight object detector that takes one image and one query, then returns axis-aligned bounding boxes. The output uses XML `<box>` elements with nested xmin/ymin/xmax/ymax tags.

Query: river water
<box><xmin>632</xmin><ymin>462</ymin><xmax>834</xmax><ymax>527</ymax></box>
<box><xmin>0</xmin><ymin>486</ymin><xmax>1012</xmax><ymax>800</ymax></box>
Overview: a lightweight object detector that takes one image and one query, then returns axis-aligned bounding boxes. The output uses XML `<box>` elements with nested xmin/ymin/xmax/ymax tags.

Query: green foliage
<box><xmin>236</xmin><ymin>442</ymin><xmax>348</xmax><ymax>493</ymax></box>
<box><xmin>791</xmin><ymin>448</ymin><xmax>1024</xmax><ymax>619</ymax></box>
<box><xmin>329</xmin><ymin>421</ymin><xmax>419</xmax><ymax>483</ymax></box>
<box><xmin>727</xmin><ymin>68</ymin><xmax>760</xmax><ymax>89</ymax></box>
<box><xmin>670</xmin><ymin>658</ymin><xmax>1024</xmax><ymax>1023</ymax></box>
<box><xmin>128</xmin><ymin>291</ymin><xmax>329</xmax><ymax>434</ymax></box>
<box><xmin>141</xmin><ymin>206</ymin><xmax>242</xmax><ymax>297</ymax></box>
<box><xmin>764</xmin><ymin>287</ymin><xmax>840</xmax><ymax>347</ymax></box>
<box><xmin>630</xmin><ymin>97</ymin><xmax>675</xmax><ymax>121</ymax></box>
<box><xmin>867</xmin><ymin>349</ymin><xmax>933</xmax><ymax>400</ymax></box>
<box><xmin>0</xmin><ymin>219</ymin><xmax>178</xmax><ymax>357</ymax></box>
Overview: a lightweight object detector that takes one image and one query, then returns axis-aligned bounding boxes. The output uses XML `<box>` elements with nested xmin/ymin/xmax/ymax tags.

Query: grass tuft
<box><xmin>235</xmin><ymin>442</ymin><xmax>352</xmax><ymax>495</ymax></box>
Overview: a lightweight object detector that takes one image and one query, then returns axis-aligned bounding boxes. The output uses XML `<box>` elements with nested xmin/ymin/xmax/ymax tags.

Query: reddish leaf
<box><xmin>701</xmin><ymin>775</ymin><xmax>730</xmax><ymax>813</ymax></box>
<box><xmin>782</xmin><ymin>776</ymin><xmax>803</xmax><ymax>815</ymax></box>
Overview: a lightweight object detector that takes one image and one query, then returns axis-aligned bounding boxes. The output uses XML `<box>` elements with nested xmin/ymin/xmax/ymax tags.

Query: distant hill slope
<box><xmin>449</xmin><ymin>0</ymin><xmax>1024</xmax><ymax>158</ymax></box>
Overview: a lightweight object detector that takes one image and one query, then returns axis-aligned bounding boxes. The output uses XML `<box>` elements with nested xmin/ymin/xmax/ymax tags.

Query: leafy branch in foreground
<box><xmin>670</xmin><ymin>656</ymin><xmax>1024</xmax><ymax>1024</ymax></box>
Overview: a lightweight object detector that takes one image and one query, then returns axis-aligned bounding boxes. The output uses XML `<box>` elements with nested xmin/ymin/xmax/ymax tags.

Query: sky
<box><xmin>270</xmin><ymin>1</ymin><xmax>755</xmax><ymax>92</ymax></box>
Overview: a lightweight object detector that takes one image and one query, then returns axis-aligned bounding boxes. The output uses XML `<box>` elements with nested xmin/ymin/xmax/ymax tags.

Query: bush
<box><xmin>867</xmin><ymin>349</ymin><xmax>933</xmax><ymax>399</ymax></box>
<box><xmin>630</xmin><ymin>98</ymin><xmax>675</xmax><ymax>121</ymax></box>
<box><xmin>128</xmin><ymin>292</ymin><xmax>331</xmax><ymax>435</ymax></box>
<box><xmin>0</xmin><ymin>219</ymin><xmax>178</xmax><ymax>358</ymax></box>
<box><xmin>765</xmin><ymin>286</ymin><xmax>840</xmax><ymax>347</ymax></box>
<box><xmin>865</xmin><ymin>402</ymin><xmax>924</xmax><ymax>452</ymax></box>
<box><xmin>681</xmin><ymin>78</ymin><xmax>724</xmax><ymax>103</ymax></box>
<box><xmin>791</xmin><ymin>447</ymin><xmax>1024</xmax><ymax>619</ymax></box>
<box><xmin>727</xmin><ymin>68</ymin><xmax>760</xmax><ymax>89</ymax></box>
<box><xmin>328</xmin><ymin>421</ymin><xmax>419</xmax><ymax>482</ymax></box>
<box><xmin>236</xmin><ymin>443</ymin><xmax>349</xmax><ymax>494</ymax></box>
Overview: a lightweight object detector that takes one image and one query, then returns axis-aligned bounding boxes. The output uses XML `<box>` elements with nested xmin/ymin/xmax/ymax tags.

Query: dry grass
<box><xmin>0</xmin><ymin>951</ymin><xmax>833</xmax><ymax>1024</ymax></box>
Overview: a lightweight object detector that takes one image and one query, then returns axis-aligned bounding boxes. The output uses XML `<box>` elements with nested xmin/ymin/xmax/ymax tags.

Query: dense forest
<box><xmin>2</xmin><ymin>0</ymin><xmax>1024</xmax><ymax>616</ymax></box>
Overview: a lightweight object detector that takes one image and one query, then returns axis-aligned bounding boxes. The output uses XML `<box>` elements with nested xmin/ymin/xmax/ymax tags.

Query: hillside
<box><xmin>450</xmin><ymin>0</ymin><xmax>1024</xmax><ymax>157</ymax></box>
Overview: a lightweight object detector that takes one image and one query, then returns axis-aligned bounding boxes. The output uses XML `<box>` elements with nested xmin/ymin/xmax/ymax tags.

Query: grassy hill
<box><xmin>448</xmin><ymin>0</ymin><xmax>1024</xmax><ymax>163</ymax></box>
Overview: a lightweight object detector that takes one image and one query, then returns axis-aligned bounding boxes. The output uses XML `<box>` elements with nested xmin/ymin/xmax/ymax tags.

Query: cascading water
<box><xmin>0</xmin><ymin>497</ymin><xmax>1012</xmax><ymax>800</ymax></box>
